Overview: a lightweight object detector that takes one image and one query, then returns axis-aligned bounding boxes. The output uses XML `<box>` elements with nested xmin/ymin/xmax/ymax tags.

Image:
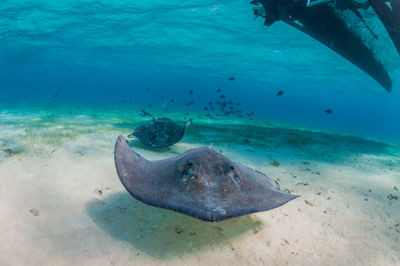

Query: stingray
<box><xmin>129</xmin><ymin>109</ymin><xmax>191</xmax><ymax>148</ymax></box>
<box><xmin>114</xmin><ymin>136</ymin><xmax>299</xmax><ymax>222</ymax></box>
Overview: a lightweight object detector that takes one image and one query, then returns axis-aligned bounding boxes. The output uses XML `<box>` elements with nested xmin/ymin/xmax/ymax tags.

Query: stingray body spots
<box><xmin>114</xmin><ymin>136</ymin><xmax>299</xmax><ymax>222</ymax></box>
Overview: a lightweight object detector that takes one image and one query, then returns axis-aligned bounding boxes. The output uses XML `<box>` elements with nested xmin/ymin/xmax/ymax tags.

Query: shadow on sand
<box><xmin>86</xmin><ymin>192</ymin><xmax>262</xmax><ymax>259</ymax></box>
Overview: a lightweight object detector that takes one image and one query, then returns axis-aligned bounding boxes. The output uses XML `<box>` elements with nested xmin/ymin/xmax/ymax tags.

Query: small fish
<box><xmin>216</xmin><ymin>89</ymin><xmax>221</xmax><ymax>93</ymax></box>
<box><xmin>190</xmin><ymin>100</ymin><xmax>195</xmax><ymax>104</ymax></box>
<box><xmin>53</xmin><ymin>93</ymin><xmax>59</xmax><ymax>98</ymax></box>
<box><xmin>204</xmin><ymin>107</ymin><xmax>208</xmax><ymax>111</ymax></box>
<box><xmin>325</xmin><ymin>109</ymin><xmax>333</xmax><ymax>114</ymax></box>
<box><xmin>219</xmin><ymin>95</ymin><xmax>225</xmax><ymax>99</ymax></box>
<box><xmin>147</xmin><ymin>104</ymin><xmax>152</xmax><ymax>108</ymax></box>
<box><xmin>146</xmin><ymin>88</ymin><xmax>150</xmax><ymax>92</ymax></box>
<box><xmin>236</xmin><ymin>102</ymin><xmax>241</xmax><ymax>106</ymax></box>
<box><xmin>189</xmin><ymin>90</ymin><xmax>194</xmax><ymax>94</ymax></box>
<box><xmin>170</xmin><ymin>98</ymin><xmax>174</xmax><ymax>103</ymax></box>
<box><xmin>277</xmin><ymin>90</ymin><xmax>284</xmax><ymax>96</ymax></box>
<box><xmin>208</xmin><ymin>102</ymin><xmax>213</xmax><ymax>105</ymax></box>
<box><xmin>228</xmin><ymin>76</ymin><xmax>235</xmax><ymax>81</ymax></box>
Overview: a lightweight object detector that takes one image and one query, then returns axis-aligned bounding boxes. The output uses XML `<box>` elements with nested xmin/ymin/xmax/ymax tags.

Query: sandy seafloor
<box><xmin>0</xmin><ymin>107</ymin><xmax>399</xmax><ymax>266</ymax></box>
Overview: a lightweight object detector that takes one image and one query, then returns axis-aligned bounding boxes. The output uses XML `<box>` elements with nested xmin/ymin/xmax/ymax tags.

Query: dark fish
<box><xmin>277</xmin><ymin>90</ymin><xmax>284</xmax><ymax>96</ymax></box>
<box><xmin>115</xmin><ymin>136</ymin><xmax>299</xmax><ymax>222</ymax></box>
<box><xmin>204</xmin><ymin>107</ymin><xmax>208</xmax><ymax>111</ymax></box>
<box><xmin>170</xmin><ymin>98</ymin><xmax>174</xmax><ymax>103</ymax></box>
<box><xmin>216</xmin><ymin>89</ymin><xmax>221</xmax><ymax>93</ymax></box>
<box><xmin>219</xmin><ymin>95</ymin><xmax>225</xmax><ymax>99</ymax></box>
<box><xmin>189</xmin><ymin>90</ymin><xmax>194</xmax><ymax>94</ymax></box>
<box><xmin>325</xmin><ymin>109</ymin><xmax>333</xmax><ymax>114</ymax></box>
<box><xmin>228</xmin><ymin>76</ymin><xmax>235</xmax><ymax>81</ymax></box>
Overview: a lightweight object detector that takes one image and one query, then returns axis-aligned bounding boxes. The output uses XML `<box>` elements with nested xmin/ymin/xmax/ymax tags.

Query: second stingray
<box><xmin>129</xmin><ymin>109</ymin><xmax>191</xmax><ymax>148</ymax></box>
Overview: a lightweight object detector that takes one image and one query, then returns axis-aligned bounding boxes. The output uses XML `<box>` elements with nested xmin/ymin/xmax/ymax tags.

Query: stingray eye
<box><xmin>224</xmin><ymin>164</ymin><xmax>239</xmax><ymax>179</ymax></box>
<box><xmin>178</xmin><ymin>160</ymin><xmax>195</xmax><ymax>180</ymax></box>
<box><xmin>230</xmin><ymin>166</ymin><xmax>238</xmax><ymax>176</ymax></box>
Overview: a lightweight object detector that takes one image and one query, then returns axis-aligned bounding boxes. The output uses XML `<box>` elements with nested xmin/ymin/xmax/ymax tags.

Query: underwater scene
<box><xmin>1</xmin><ymin>0</ymin><xmax>400</xmax><ymax>265</ymax></box>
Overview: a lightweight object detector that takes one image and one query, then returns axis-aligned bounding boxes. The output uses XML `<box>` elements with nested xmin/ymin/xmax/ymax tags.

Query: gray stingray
<box><xmin>114</xmin><ymin>136</ymin><xmax>299</xmax><ymax>222</ymax></box>
<box><xmin>128</xmin><ymin>110</ymin><xmax>191</xmax><ymax>148</ymax></box>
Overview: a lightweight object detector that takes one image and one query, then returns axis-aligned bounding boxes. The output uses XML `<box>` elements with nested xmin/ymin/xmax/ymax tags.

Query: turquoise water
<box><xmin>1</xmin><ymin>0</ymin><xmax>400</xmax><ymax>141</ymax></box>
<box><xmin>1</xmin><ymin>2</ymin><xmax>400</xmax><ymax>263</ymax></box>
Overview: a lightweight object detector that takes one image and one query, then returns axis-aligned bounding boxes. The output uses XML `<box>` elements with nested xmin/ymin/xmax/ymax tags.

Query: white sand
<box><xmin>0</xmin><ymin>109</ymin><xmax>399</xmax><ymax>266</ymax></box>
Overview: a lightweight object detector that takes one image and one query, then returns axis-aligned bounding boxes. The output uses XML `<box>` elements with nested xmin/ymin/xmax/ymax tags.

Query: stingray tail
<box><xmin>141</xmin><ymin>109</ymin><xmax>156</xmax><ymax>121</ymax></box>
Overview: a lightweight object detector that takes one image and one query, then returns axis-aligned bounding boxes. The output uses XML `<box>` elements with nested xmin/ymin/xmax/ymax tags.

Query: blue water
<box><xmin>1</xmin><ymin>0</ymin><xmax>400</xmax><ymax>142</ymax></box>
